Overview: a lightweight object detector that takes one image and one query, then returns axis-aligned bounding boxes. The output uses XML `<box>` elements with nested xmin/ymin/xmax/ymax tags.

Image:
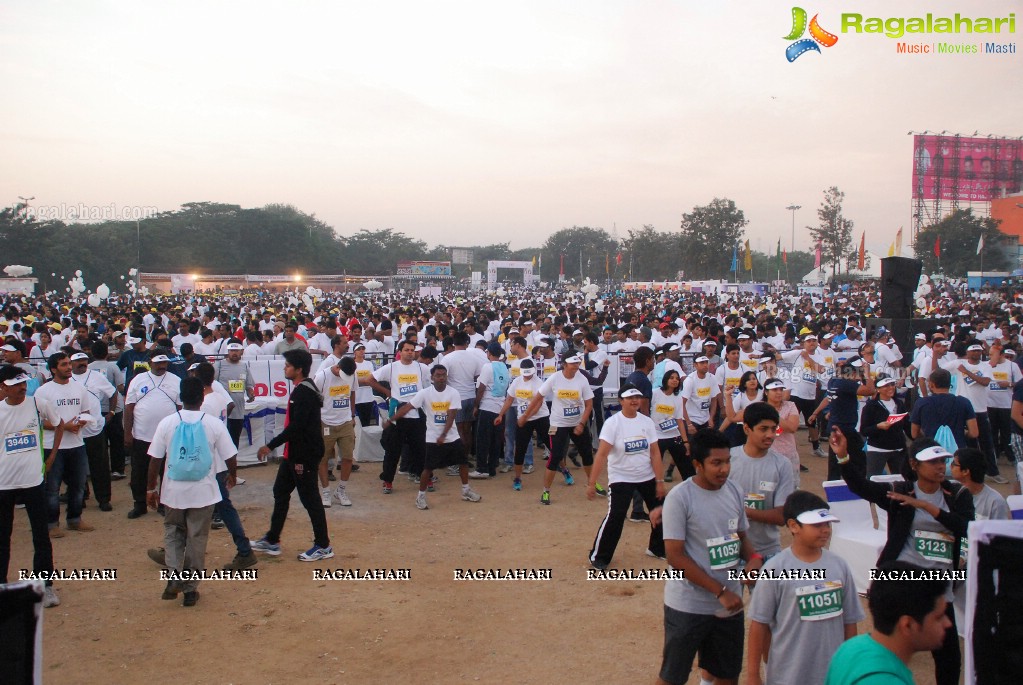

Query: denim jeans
<box><xmin>215</xmin><ymin>472</ymin><xmax>251</xmax><ymax>555</ymax></box>
<box><xmin>503</xmin><ymin>406</ymin><xmax>533</xmax><ymax>466</ymax></box>
<box><xmin>46</xmin><ymin>446</ymin><xmax>89</xmax><ymax>527</ymax></box>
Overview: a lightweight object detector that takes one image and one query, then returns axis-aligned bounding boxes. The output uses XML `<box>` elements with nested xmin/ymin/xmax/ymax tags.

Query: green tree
<box><xmin>679</xmin><ymin>199</ymin><xmax>748</xmax><ymax>280</ymax></box>
<box><xmin>541</xmin><ymin>226</ymin><xmax>619</xmax><ymax>282</ymax></box>
<box><xmin>341</xmin><ymin>228</ymin><xmax>429</xmax><ymax>275</ymax></box>
<box><xmin>807</xmin><ymin>187</ymin><xmax>854</xmax><ymax>279</ymax></box>
<box><xmin>914</xmin><ymin>209</ymin><xmax>1008</xmax><ymax>276</ymax></box>
<box><xmin>621</xmin><ymin>225</ymin><xmax>682</xmax><ymax>281</ymax></box>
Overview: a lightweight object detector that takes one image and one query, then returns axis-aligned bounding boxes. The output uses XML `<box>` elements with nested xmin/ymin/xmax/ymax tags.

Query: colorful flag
<box><xmin>782</xmin><ymin>248</ymin><xmax>787</xmax><ymax>264</ymax></box>
<box><xmin>559</xmin><ymin>253</ymin><xmax>564</xmax><ymax>275</ymax></box>
<box><xmin>744</xmin><ymin>240</ymin><xmax>752</xmax><ymax>271</ymax></box>
<box><xmin>605</xmin><ymin>253</ymin><xmax>610</xmax><ymax>275</ymax></box>
<box><xmin>531</xmin><ymin>255</ymin><xmax>536</xmax><ymax>267</ymax></box>
<box><xmin>977</xmin><ymin>234</ymin><xmax>985</xmax><ymax>255</ymax></box>
<box><xmin>730</xmin><ymin>243</ymin><xmax>738</xmax><ymax>272</ymax></box>
<box><xmin>895</xmin><ymin>227</ymin><xmax>903</xmax><ymax>256</ymax></box>
<box><xmin>616</xmin><ymin>252</ymin><xmax>622</xmax><ymax>265</ymax></box>
<box><xmin>814</xmin><ymin>240</ymin><xmax>822</xmax><ymax>269</ymax></box>
<box><xmin>887</xmin><ymin>240</ymin><xmax>895</xmax><ymax>257</ymax></box>
<box><xmin>934</xmin><ymin>236</ymin><xmax>941</xmax><ymax>258</ymax></box>
<box><xmin>776</xmin><ymin>238</ymin><xmax>782</xmax><ymax>267</ymax></box>
<box><xmin>538</xmin><ymin>253</ymin><xmax>542</xmax><ymax>269</ymax></box>
<box><xmin>857</xmin><ymin>232</ymin><xmax>865</xmax><ymax>271</ymax></box>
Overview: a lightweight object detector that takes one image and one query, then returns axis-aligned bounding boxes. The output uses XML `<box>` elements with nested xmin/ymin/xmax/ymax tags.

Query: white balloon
<box><xmin>120</xmin><ymin>275</ymin><xmax>125</xmax><ymax>280</ymax></box>
<box><xmin>97</xmin><ymin>284</ymin><xmax>110</xmax><ymax>299</ymax></box>
<box><xmin>87</xmin><ymin>293</ymin><xmax>101</xmax><ymax>307</ymax></box>
<box><xmin>916</xmin><ymin>297</ymin><xmax>927</xmax><ymax>309</ymax></box>
<box><xmin>75</xmin><ymin>270</ymin><xmax>82</xmax><ymax>277</ymax></box>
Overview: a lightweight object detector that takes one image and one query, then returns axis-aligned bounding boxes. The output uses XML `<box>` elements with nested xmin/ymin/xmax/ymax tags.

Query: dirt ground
<box><xmin>12</xmin><ymin>432</ymin><xmax>1002</xmax><ymax>684</ymax></box>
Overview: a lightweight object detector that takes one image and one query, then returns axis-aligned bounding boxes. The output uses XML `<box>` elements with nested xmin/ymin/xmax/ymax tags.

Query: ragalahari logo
<box><xmin>784</xmin><ymin>7</ymin><xmax>839</xmax><ymax>61</ymax></box>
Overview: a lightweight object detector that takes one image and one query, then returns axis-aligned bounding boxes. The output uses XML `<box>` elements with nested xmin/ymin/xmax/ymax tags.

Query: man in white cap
<box><xmin>680</xmin><ymin>355</ymin><xmax>721</xmax><ymax>434</ymax></box>
<box><xmin>70</xmin><ymin>351</ymin><xmax>117</xmax><ymax>511</ymax></box>
<box><xmin>0</xmin><ymin>365</ymin><xmax>63</xmax><ymax>607</ymax></box>
<box><xmin>124</xmin><ymin>350</ymin><xmax>182</xmax><ymax>518</ymax></box>
<box><xmin>213</xmin><ymin>342</ymin><xmax>255</xmax><ymax>448</ymax></box>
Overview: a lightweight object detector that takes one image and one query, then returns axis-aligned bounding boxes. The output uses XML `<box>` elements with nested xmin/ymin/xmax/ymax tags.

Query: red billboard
<box><xmin>912</xmin><ymin>134</ymin><xmax>1023</xmax><ymax>201</ymax></box>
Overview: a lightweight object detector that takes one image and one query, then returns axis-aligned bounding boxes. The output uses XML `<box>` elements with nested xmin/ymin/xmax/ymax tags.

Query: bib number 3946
<box><xmin>706</xmin><ymin>533</ymin><xmax>740</xmax><ymax>570</ymax></box>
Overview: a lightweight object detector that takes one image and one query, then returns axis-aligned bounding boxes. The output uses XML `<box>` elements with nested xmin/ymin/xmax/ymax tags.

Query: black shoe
<box><xmin>157</xmin><ymin>505</ymin><xmax>166</xmax><ymax>516</ymax></box>
<box><xmin>148</xmin><ymin>547</ymin><xmax>167</xmax><ymax>567</ymax></box>
<box><xmin>161</xmin><ymin>580</ymin><xmax>181</xmax><ymax>600</ymax></box>
<box><xmin>110</xmin><ymin>471</ymin><xmax>126</xmax><ymax>481</ymax></box>
<box><xmin>223</xmin><ymin>553</ymin><xmax>258</xmax><ymax>571</ymax></box>
<box><xmin>350</xmin><ymin>463</ymin><xmax>360</xmax><ymax>472</ymax></box>
<box><xmin>589</xmin><ymin>556</ymin><xmax>609</xmax><ymax>571</ymax></box>
<box><xmin>569</xmin><ymin>454</ymin><xmax>582</xmax><ymax>468</ymax></box>
<box><xmin>99</xmin><ymin>502</ymin><xmax>113</xmax><ymax>512</ymax></box>
<box><xmin>59</xmin><ymin>492</ymin><xmax>68</xmax><ymax>504</ymax></box>
<box><xmin>799</xmin><ymin>464</ymin><xmax>809</xmax><ymax>472</ymax></box>
<box><xmin>327</xmin><ymin>470</ymin><xmax>336</xmax><ymax>482</ymax></box>
<box><xmin>183</xmin><ymin>591</ymin><xmax>200</xmax><ymax>607</ymax></box>
<box><xmin>211</xmin><ymin>516</ymin><xmax>225</xmax><ymax>530</ymax></box>
<box><xmin>127</xmin><ymin>507</ymin><xmax>147</xmax><ymax>519</ymax></box>
<box><xmin>629</xmin><ymin>511</ymin><xmax>650</xmax><ymax>523</ymax></box>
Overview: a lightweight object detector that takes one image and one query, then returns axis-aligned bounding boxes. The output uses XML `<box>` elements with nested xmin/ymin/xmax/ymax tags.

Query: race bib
<box><xmin>657</xmin><ymin>418</ymin><xmax>677</xmax><ymax>432</ymax></box>
<box><xmin>745</xmin><ymin>493</ymin><xmax>765</xmax><ymax>510</ymax></box>
<box><xmin>228</xmin><ymin>380</ymin><xmax>245</xmax><ymax>393</ymax></box>
<box><xmin>706</xmin><ymin>533</ymin><xmax>741</xmax><ymax>570</ymax></box>
<box><xmin>796</xmin><ymin>581</ymin><xmax>844</xmax><ymax>621</ymax></box>
<box><xmin>700</xmin><ymin>401</ymin><xmax>710</xmax><ymax>411</ymax></box>
<box><xmin>624</xmin><ymin>437</ymin><xmax>648</xmax><ymax>455</ymax></box>
<box><xmin>397</xmin><ymin>374</ymin><xmax>419</xmax><ymax>399</ymax></box>
<box><xmin>914</xmin><ymin>530</ymin><xmax>954</xmax><ymax>564</ymax></box>
<box><xmin>332</xmin><ymin>398</ymin><xmax>350</xmax><ymax>409</ymax></box>
<box><xmin>4</xmin><ymin>430</ymin><xmax>37</xmax><ymax>454</ymax></box>
<box><xmin>564</xmin><ymin>405</ymin><xmax>580</xmax><ymax>418</ymax></box>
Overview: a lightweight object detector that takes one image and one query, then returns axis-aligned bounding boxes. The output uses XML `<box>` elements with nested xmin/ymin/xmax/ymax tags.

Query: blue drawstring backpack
<box><xmin>167</xmin><ymin>413</ymin><xmax>213</xmax><ymax>481</ymax></box>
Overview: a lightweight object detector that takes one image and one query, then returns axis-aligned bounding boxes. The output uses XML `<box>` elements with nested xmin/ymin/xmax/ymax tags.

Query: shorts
<box><xmin>455</xmin><ymin>398</ymin><xmax>476</xmax><ymax>423</ymax></box>
<box><xmin>425</xmin><ymin>441</ymin><xmax>467</xmax><ymax>470</ymax></box>
<box><xmin>659</xmin><ymin>605</ymin><xmax>744</xmax><ymax>684</ymax></box>
<box><xmin>322</xmin><ymin>421</ymin><xmax>356</xmax><ymax>462</ymax></box>
<box><xmin>792</xmin><ymin>396</ymin><xmax>817</xmax><ymax>424</ymax></box>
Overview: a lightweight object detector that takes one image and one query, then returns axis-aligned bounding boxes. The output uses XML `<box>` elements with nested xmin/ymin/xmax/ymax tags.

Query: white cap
<box><xmin>694</xmin><ymin>355</ymin><xmax>710</xmax><ymax>363</ymax></box>
<box><xmin>620</xmin><ymin>387</ymin><xmax>644</xmax><ymax>398</ymax></box>
<box><xmin>2</xmin><ymin>373</ymin><xmax>31</xmax><ymax>386</ymax></box>
<box><xmin>225</xmin><ymin>342</ymin><xmax>244</xmax><ymax>351</ymax></box>
<box><xmin>802</xmin><ymin>334</ymin><xmax>818</xmax><ymax>341</ymax></box>
<box><xmin>564</xmin><ymin>355</ymin><xmax>583</xmax><ymax>365</ymax></box>
<box><xmin>915</xmin><ymin>445</ymin><xmax>952</xmax><ymax>462</ymax></box>
<box><xmin>70</xmin><ymin>352</ymin><xmax>89</xmax><ymax>361</ymax></box>
<box><xmin>763</xmin><ymin>379</ymin><xmax>786</xmax><ymax>391</ymax></box>
<box><xmin>662</xmin><ymin>343</ymin><xmax>679</xmax><ymax>352</ymax></box>
<box><xmin>934</xmin><ymin>339</ymin><xmax>950</xmax><ymax>346</ymax></box>
<box><xmin>112</xmin><ymin>330</ymin><xmax>126</xmax><ymax>338</ymax></box>
<box><xmin>521</xmin><ymin>365</ymin><xmax>536</xmax><ymax>376</ymax></box>
<box><xmin>353</xmin><ymin>343</ymin><xmax>366</xmax><ymax>351</ymax></box>
<box><xmin>821</xmin><ymin>332</ymin><xmax>835</xmax><ymax>339</ymax></box>
<box><xmin>796</xmin><ymin>508</ymin><xmax>841</xmax><ymax>525</ymax></box>
<box><xmin>967</xmin><ymin>344</ymin><xmax>983</xmax><ymax>352</ymax></box>
<box><xmin>737</xmin><ymin>333</ymin><xmax>751</xmax><ymax>340</ymax></box>
<box><xmin>188</xmin><ymin>363</ymin><xmax>201</xmax><ymax>371</ymax></box>
<box><xmin>150</xmin><ymin>354</ymin><xmax>170</xmax><ymax>363</ymax></box>
<box><xmin>876</xmin><ymin>376</ymin><xmax>898</xmax><ymax>388</ymax></box>
<box><xmin>915</xmin><ymin>333</ymin><xmax>927</xmax><ymax>340</ymax></box>
<box><xmin>0</xmin><ymin>344</ymin><xmax>16</xmax><ymax>352</ymax></box>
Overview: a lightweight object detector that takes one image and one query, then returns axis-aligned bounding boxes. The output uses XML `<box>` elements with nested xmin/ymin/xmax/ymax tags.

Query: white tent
<box><xmin>801</xmin><ymin>251</ymin><xmax>883</xmax><ymax>284</ymax></box>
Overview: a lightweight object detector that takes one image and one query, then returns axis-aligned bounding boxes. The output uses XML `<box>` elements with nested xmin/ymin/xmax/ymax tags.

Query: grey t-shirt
<box><xmin>728</xmin><ymin>446</ymin><xmax>796</xmax><ymax>556</ymax></box>
<box><xmin>897</xmin><ymin>483</ymin><xmax>955</xmax><ymax>600</ymax></box>
<box><xmin>214</xmin><ymin>359</ymin><xmax>253</xmax><ymax>420</ymax></box>
<box><xmin>662</xmin><ymin>478</ymin><xmax>748</xmax><ymax>615</ymax></box>
<box><xmin>971</xmin><ymin>485</ymin><xmax>1009</xmax><ymax>521</ymax></box>
<box><xmin>749</xmin><ymin>548</ymin><xmax>865</xmax><ymax>685</ymax></box>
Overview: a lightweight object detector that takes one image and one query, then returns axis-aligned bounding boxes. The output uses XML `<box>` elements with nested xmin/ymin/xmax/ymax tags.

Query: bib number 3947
<box><xmin>706</xmin><ymin>533</ymin><xmax>740</xmax><ymax>570</ymax></box>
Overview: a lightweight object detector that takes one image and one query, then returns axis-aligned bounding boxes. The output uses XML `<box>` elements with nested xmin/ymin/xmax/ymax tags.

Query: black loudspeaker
<box><xmin>864</xmin><ymin>317</ymin><xmax>940</xmax><ymax>361</ymax></box>
<box><xmin>880</xmin><ymin>257</ymin><xmax>923</xmax><ymax>320</ymax></box>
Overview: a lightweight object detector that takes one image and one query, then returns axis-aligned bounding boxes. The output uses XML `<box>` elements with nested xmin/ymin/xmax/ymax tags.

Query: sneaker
<box><xmin>446</xmin><ymin>465</ymin><xmax>460</xmax><ymax>476</ymax></box>
<box><xmin>211</xmin><ymin>515</ymin><xmax>225</xmax><ymax>530</ymax></box>
<box><xmin>413</xmin><ymin>475</ymin><xmax>421</xmax><ymax>484</ymax></box>
<box><xmin>48</xmin><ymin>527</ymin><xmax>65</xmax><ymax>539</ymax></box>
<box><xmin>334</xmin><ymin>487</ymin><xmax>352</xmax><ymax>506</ymax></box>
<box><xmin>513</xmin><ymin>478</ymin><xmax>522</xmax><ymax>491</ymax></box>
<box><xmin>629</xmin><ymin>511</ymin><xmax>650</xmax><ymax>523</ymax></box>
<box><xmin>397</xmin><ymin>468</ymin><xmax>409</xmax><ymax>476</ymax></box>
<box><xmin>468</xmin><ymin>470</ymin><xmax>490</xmax><ymax>479</ymax></box>
<box><xmin>540</xmin><ymin>490</ymin><xmax>551</xmax><ymax>505</ymax></box>
<box><xmin>416</xmin><ymin>493</ymin><xmax>429</xmax><ymax>510</ymax></box>
<box><xmin>110</xmin><ymin>471</ymin><xmax>126</xmax><ymax>480</ymax></box>
<box><xmin>427</xmin><ymin>477</ymin><xmax>438</xmax><ymax>492</ymax></box>
<box><xmin>321</xmin><ymin>490</ymin><xmax>332</xmax><ymax>508</ymax></box>
<box><xmin>382</xmin><ymin>481</ymin><xmax>393</xmax><ymax>494</ymax></box>
<box><xmin>99</xmin><ymin>502</ymin><xmax>113</xmax><ymax>512</ymax></box>
<box><xmin>593</xmin><ymin>483</ymin><xmax>607</xmax><ymax>497</ymax></box>
<box><xmin>645</xmin><ymin>549</ymin><xmax>667</xmax><ymax>560</ymax></box>
<box><xmin>462</xmin><ymin>488</ymin><xmax>482</xmax><ymax>502</ymax></box>
<box><xmin>147</xmin><ymin>547</ymin><xmax>168</xmax><ymax>566</ymax></box>
<box><xmin>568</xmin><ymin>454</ymin><xmax>582</xmax><ymax>468</ymax></box>
<box><xmin>223</xmin><ymin>553</ymin><xmax>257</xmax><ymax>571</ymax></box>
<box><xmin>813</xmin><ymin>447</ymin><xmax>828</xmax><ymax>458</ymax></box>
<box><xmin>298</xmin><ymin>544</ymin><xmax>334</xmax><ymax>562</ymax></box>
<box><xmin>589</xmin><ymin>557</ymin><xmax>609</xmax><ymax>571</ymax></box>
<box><xmin>498</xmin><ymin>463</ymin><xmax>512</xmax><ymax>473</ymax></box>
<box><xmin>183</xmin><ymin>591</ymin><xmax>200</xmax><ymax>607</ymax></box>
<box><xmin>126</xmin><ymin>507</ymin><xmax>147</xmax><ymax>519</ymax></box>
<box><xmin>991</xmin><ymin>474</ymin><xmax>1009</xmax><ymax>485</ymax></box>
<box><xmin>562</xmin><ymin>470</ymin><xmax>575</xmax><ymax>486</ymax></box>
<box><xmin>161</xmin><ymin>580</ymin><xmax>182</xmax><ymax>600</ymax></box>
<box><xmin>799</xmin><ymin>464</ymin><xmax>809</xmax><ymax>473</ymax></box>
<box><xmin>523</xmin><ymin>464</ymin><xmax>535</xmax><ymax>475</ymax></box>
<box><xmin>350</xmin><ymin>463</ymin><xmax>360</xmax><ymax>472</ymax></box>
<box><xmin>43</xmin><ymin>586</ymin><xmax>61</xmax><ymax>608</ymax></box>
<box><xmin>327</xmin><ymin>470</ymin><xmax>336</xmax><ymax>482</ymax></box>
<box><xmin>250</xmin><ymin>537</ymin><xmax>282</xmax><ymax>556</ymax></box>
<box><xmin>67</xmin><ymin>520</ymin><xmax>95</xmax><ymax>532</ymax></box>
<box><xmin>663</xmin><ymin>472</ymin><xmax>674</xmax><ymax>483</ymax></box>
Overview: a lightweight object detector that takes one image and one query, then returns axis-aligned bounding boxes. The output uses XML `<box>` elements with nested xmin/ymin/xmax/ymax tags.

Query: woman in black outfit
<box><xmin>859</xmin><ymin>374</ymin><xmax>910</xmax><ymax>477</ymax></box>
<box><xmin>831</xmin><ymin>430</ymin><xmax>973</xmax><ymax>685</ymax></box>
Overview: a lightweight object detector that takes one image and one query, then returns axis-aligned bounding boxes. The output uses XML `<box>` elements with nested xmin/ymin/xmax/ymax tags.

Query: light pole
<box><xmin>786</xmin><ymin>204</ymin><xmax>801</xmax><ymax>252</ymax></box>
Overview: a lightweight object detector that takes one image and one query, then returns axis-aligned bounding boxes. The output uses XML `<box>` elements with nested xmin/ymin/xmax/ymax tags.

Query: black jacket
<box><xmin>841</xmin><ymin>459</ymin><xmax>974</xmax><ymax>570</ymax></box>
<box><xmin>859</xmin><ymin>397</ymin><xmax>910</xmax><ymax>452</ymax></box>
<box><xmin>267</xmin><ymin>379</ymin><xmax>324</xmax><ymax>466</ymax></box>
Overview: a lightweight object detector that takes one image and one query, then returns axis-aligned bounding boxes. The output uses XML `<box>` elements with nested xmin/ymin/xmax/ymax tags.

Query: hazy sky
<box><xmin>2</xmin><ymin>0</ymin><xmax>1020</xmax><ymax>256</ymax></box>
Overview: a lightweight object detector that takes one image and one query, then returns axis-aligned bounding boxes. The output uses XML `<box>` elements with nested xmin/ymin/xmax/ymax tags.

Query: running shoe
<box><xmin>498</xmin><ymin>463</ymin><xmax>512</xmax><ymax>473</ymax></box>
<box><xmin>513</xmin><ymin>478</ymin><xmax>522</xmax><ymax>491</ymax></box>
<box><xmin>320</xmin><ymin>490</ymin><xmax>332</xmax><ymax>508</ymax></box>
<box><xmin>589</xmin><ymin>556</ymin><xmax>609</xmax><ymax>571</ymax></box>
<box><xmin>462</xmin><ymin>488</ymin><xmax>482</xmax><ymax>502</ymax></box>
<box><xmin>468</xmin><ymin>470</ymin><xmax>490</xmax><ymax>479</ymax></box>
<box><xmin>446</xmin><ymin>465</ymin><xmax>460</xmax><ymax>476</ymax></box>
<box><xmin>568</xmin><ymin>454</ymin><xmax>582</xmax><ymax>468</ymax></box>
<box><xmin>298</xmin><ymin>544</ymin><xmax>334</xmax><ymax>562</ymax></box>
<box><xmin>523</xmin><ymin>464</ymin><xmax>535</xmax><ymax>475</ymax></box>
<box><xmin>427</xmin><ymin>477</ymin><xmax>438</xmax><ymax>492</ymax></box>
<box><xmin>382</xmin><ymin>481</ymin><xmax>393</xmax><ymax>494</ymax></box>
<box><xmin>416</xmin><ymin>492</ymin><xmax>429</xmax><ymax>510</ymax></box>
<box><xmin>541</xmin><ymin>490</ymin><xmax>551</xmax><ymax>505</ymax></box>
<box><xmin>250</xmin><ymin>537</ymin><xmax>282</xmax><ymax>556</ymax></box>
<box><xmin>211</xmin><ymin>515</ymin><xmax>225</xmax><ymax>530</ymax></box>
<box><xmin>43</xmin><ymin>586</ymin><xmax>61</xmax><ymax>608</ymax></box>
<box><xmin>813</xmin><ymin>447</ymin><xmax>828</xmax><ymax>458</ymax></box>
<box><xmin>629</xmin><ymin>511</ymin><xmax>650</xmax><ymax>523</ymax></box>
<box><xmin>991</xmin><ymin>474</ymin><xmax>1009</xmax><ymax>485</ymax></box>
<box><xmin>593</xmin><ymin>483</ymin><xmax>607</xmax><ymax>497</ymax></box>
<box><xmin>645</xmin><ymin>549</ymin><xmax>667</xmax><ymax>560</ymax></box>
<box><xmin>334</xmin><ymin>487</ymin><xmax>352</xmax><ymax>506</ymax></box>
<box><xmin>562</xmin><ymin>469</ymin><xmax>575</xmax><ymax>486</ymax></box>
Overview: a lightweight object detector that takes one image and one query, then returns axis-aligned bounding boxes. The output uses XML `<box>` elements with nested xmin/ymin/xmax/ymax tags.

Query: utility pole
<box><xmin>786</xmin><ymin>204</ymin><xmax>801</xmax><ymax>252</ymax></box>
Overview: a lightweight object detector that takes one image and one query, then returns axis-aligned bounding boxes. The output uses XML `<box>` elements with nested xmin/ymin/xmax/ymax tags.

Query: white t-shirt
<box><xmin>442</xmin><ymin>349</ymin><xmax>484</xmax><ymax>401</ymax></box>
<box><xmin>539</xmin><ymin>372</ymin><xmax>594</xmax><ymax>428</ymax></box>
<box><xmin>476</xmin><ymin>362</ymin><xmax>508</xmax><ymax>414</ymax></box>
<box><xmin>373</xmin><ymin>360</ymin><xmax>430</xmax><ymax>404</ymax></box>
<box><xmin>650</xmin><ymin>389</ymin><xmax>684</xmax><ymax>439</ymax></box>
<box><xmin>200</xmin><ymin>389</ymin><xmax>231</xmax><ymax>423</ymax></box>
<box><xmin>408</xmin><ymin>385</ymin><xmax>461</xmax><ymax>444</ymax></box>
<box><xmin>987</xmin><ymin>360</ymin><xmax>1022</xmax><ymax>410</ymax></box>
<box><xmin>34</xmin><ymin>379</ymin><xmax>89</xmax><ymax>449</ymax></box>
<box><xmin>354</xmin><ymin>360</ymin><xmax>376</xmax><ymax>404</ymax></box>
<box><xmin>583</xmin><ymin>348</ymin><xmax>608</xmax><ymax>388</ymax></box>
<box><xmin>314</xmin><ymin>367</ymin><xmax>356</xmax><ymax>425</ymax></box>
<box><xmin>506</xmin><ymin>376</ymin><xmax>549</xmax><ymax>419</ymax></box>
<box><xmin>71</xmin><ymin>369</ymin><xmax>117</xmax><ymax>438</ymax></box>
<box><xmin>681</xmin><ymin>372</ymin><xmax>720</xmax><ymax>425</ymax></box>
<box><xmin>598</xmin><ymin>411</ymin><xmax>659</xmax><ymax>484</ymax></box>
<box><xmin>715</xmin><ymin>363</ymin><xmax>744</xmax><ymax>398</ymax></box>
<box><xmin>125</xmin><ymin>372</ymin><xmax>182</xmax><ymax>441</ymax></box>
<box><xmin>0</xmin><ymin>397</ymin><xmax>61</xmax><ymax>489</ymax></box>
<box><xmin>148</xmin><ymin>410</ymin><xmax>234</xmax><ymax>509</ymax></box>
